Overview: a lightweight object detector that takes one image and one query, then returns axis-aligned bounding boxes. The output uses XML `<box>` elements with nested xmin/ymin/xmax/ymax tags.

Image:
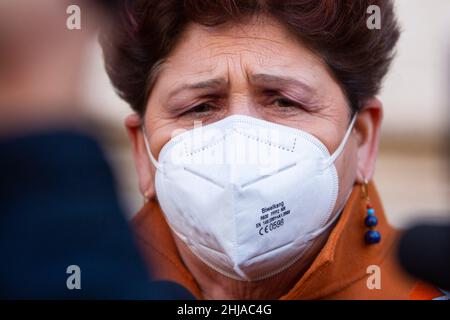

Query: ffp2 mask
<box><xmin>144</xmin><ymin>114</ymin><xmax>356</xmax><ymax>281</ymax></box>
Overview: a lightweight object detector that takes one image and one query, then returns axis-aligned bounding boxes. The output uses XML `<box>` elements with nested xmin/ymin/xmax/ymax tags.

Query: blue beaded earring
<box><xmin>361</xmin><ymin>179</ymin><xmax>381</xmax><ymax>244</ymax></box>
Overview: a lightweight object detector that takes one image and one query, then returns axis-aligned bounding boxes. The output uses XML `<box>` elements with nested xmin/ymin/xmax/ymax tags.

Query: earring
<box><xmin>361</xmin><ymin>179</ymin><xmax>381</xmax><ymax>244</ymax></box>
<box><xmin>143</xmin><ymin>191</ymin><xmax>151</xmax><ymax>204</ymax></box>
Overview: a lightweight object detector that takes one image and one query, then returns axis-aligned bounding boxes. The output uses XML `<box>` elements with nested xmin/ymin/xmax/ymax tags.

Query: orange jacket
<box><xmin>132</xmin><ymin>181</ymin><xmax>443</xmax><ymax>300</ymax></box>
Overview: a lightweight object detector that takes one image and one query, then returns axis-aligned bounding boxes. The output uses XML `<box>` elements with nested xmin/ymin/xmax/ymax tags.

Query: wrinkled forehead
<box><xmin>151</xmin><ymin>17</ymin><xmax>330</xmax><ymax>93</ymax></box>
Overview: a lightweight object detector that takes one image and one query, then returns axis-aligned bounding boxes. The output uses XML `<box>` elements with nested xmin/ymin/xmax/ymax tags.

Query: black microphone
<box><xmin>397</xmin><ymin>223</ymin><xmax>450</xmax><ymax>290</ymax></box>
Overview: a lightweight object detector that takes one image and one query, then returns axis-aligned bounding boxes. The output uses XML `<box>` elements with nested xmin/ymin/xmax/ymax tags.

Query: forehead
<box><xmin>154</xmin><ymin>15</ymin><xmax>330</xmax><ymax>87</ymax></box>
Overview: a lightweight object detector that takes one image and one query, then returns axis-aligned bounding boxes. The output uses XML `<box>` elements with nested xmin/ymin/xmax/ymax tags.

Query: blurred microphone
<box><xmin>398</xmin><ymin>223</ymin><xmax>450</xmax><ymax>290</ymax></box>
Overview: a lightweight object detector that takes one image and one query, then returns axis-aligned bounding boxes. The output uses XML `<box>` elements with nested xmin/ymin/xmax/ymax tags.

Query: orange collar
<box><xmin>280</xmin><ymin>181</ymin><xmax>395</xmax><ymax>299</ymax></box>
<box><xmin>131</xmin><ymin>181</ymin><xmax>432</xmax><ymax>299</ymax></box>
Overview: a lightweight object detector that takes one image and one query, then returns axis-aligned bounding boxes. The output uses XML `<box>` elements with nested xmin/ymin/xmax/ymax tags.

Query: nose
<box><xmin>227</xmin><ymin>92</ymin><xmax>261</xmax><ymax>119</ymax></box>
<box><xmin>224</xmin><ymin>58</ymin><xmax>262</xmax><ymax>119</ymax></box>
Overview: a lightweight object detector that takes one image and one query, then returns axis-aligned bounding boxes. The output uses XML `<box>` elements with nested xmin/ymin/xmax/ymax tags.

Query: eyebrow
<box><xmin>250</xmin><ymin>73</ymin><xmax>316</xmax><ymax>95</ymax></box>
<box><xmin>165</xmin><ymin>73</ymin><xmax>317</xmax><ymax>104</ymax></box>
<box><xmin>167</xmin><ymin>78</ymin><xmax>228</xmax><ymax>99</ymax></box>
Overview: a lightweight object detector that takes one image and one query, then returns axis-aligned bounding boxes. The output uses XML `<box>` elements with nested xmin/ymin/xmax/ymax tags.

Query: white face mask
<box><xmin>143</xmin><ymin>114</ymin><xmax>356</xmax><ymax>281</ymax></box>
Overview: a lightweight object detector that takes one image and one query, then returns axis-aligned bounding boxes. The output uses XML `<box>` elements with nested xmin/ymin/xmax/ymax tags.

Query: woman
<box><xmin>101</xmin><ymin>0</ymin><xmax>442</xmax><ymax>299</ymax></box>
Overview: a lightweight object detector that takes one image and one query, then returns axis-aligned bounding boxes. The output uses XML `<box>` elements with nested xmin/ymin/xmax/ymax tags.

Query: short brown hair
<box><xmin>101</xmin><ymin>0</ymin><xmax>400</xmax><ymax>116</ymax></box>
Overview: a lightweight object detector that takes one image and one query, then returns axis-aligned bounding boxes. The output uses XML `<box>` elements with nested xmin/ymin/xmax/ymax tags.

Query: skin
<box><xmin>126</xmin><ymin>15</ymin><xmax>383</xmax><ymax>299</ymax></box>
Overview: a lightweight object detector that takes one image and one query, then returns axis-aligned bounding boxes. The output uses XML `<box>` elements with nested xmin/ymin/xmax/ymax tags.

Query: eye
<box><xmin>191</xmin><ymin>103</ymin><xmax>215</xmax><ymax>113</ymax></box>
<box><xmin>268</xmin><ymin>96</ymin><xmax>304</xmax><ymax>112</ymax></box>
<box><xmin>272</xmin><ymin>97</ymin><xmax>297</xmax><ymax>108</ymax></box>
<box><xmin>181</xmin><ymin>102</ymin><xmax>218</xmax><ymax>118</ymax></box>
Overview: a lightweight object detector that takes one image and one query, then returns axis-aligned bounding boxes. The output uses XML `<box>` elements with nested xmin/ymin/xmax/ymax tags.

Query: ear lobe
<box><xmin>125</xmin><ymin>113</ymin><xmax>156</xmax><ymax>200</ymax></box>
<box><xmin>355</xmin><ymin>98</ymin><xmax>383</xmax><ymax>184</ymax></box>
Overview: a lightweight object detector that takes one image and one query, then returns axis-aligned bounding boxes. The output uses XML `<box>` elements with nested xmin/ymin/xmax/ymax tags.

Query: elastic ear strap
<box><xmin>142</xmin><ymin>127</ymin><xmax>163</xmax><ymax>172</ymax></box>
<box><xmin>325</xmin><ymin>113</ymin><xmax>358</xmax><ymax>167</ymax></box>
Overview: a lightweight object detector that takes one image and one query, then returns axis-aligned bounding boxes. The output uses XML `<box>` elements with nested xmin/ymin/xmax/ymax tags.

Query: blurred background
<box><xmin>77</xmin><ymin>0</ymin><xmax>450</xmax><ymax>227</ymax></box>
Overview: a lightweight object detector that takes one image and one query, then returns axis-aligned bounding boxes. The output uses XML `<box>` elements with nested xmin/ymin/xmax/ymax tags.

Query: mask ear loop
<box><xmin>322</xmin><ymin>113</ymin><xmax>358</xmax><ymax>169</ymax></box>
<box><xmin>142</xmin><ymin>126</ymin><xmax>164</xmax><ymax>173</ymax></box>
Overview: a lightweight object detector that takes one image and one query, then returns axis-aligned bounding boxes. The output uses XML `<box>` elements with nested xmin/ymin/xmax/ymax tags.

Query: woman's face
<box><xmin>128</xmin><ymin>15</ymin><xmax>382</xmax><ymax>210</ymax></box>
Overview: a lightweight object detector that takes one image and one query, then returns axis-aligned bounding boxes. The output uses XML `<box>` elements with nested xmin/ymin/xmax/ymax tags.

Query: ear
<box><xmin>125</xmin><ymin>113</ymin><xmax>156</xmax><ymax>200</ymax></box>
<box><xmin>354</xmin><ymin>98</ymin><xmax>383</xmax><ymax>183</ymax></box>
